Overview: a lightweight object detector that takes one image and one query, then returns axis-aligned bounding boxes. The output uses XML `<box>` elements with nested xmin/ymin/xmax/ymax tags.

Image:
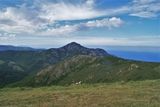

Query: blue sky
<box><xmin>0</xmin><ymin>0</ymin><xmax>159</xmax><ymax>48</ymax></box>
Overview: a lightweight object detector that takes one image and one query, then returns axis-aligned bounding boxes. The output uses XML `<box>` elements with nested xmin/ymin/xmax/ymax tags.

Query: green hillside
<box><xmin>33</xmin><ymin>55</ymin><xmax>160</xmax><ymax>86</ymax></box>
<box><xmin>0</xmin><ymin>60</ymin><xmax>27</xmax><ymax>87</ymax></box>
<box><xmin>0</xmin><ymin>79</ymin><xmax>160</xmax><ymax>107</ymax></box>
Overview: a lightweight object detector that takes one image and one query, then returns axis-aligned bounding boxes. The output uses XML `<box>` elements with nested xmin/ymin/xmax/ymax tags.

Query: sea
<box><xmin>104</xmin><ymin>46</ymin><xmax>160</xmax><ymax>62</ymax></box>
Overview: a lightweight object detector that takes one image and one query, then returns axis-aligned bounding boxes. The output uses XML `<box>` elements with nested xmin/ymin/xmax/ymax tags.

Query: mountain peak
<box><xmin>57</xmin><ymin>42</ymin><xmax>109</xmax><ymax>57</ymax></box>
<box><xmin>60</xmin><ymin>42</ymin><xmax>85</xmax><ymax>50</ymax></box>
<box><xmin>48</xmin><ymin>42</ymin><xmax>109</xmax><ymax>58</ymax></box>
<box><xmin>67</xmin><ymin>42</ymin><xmax>80</xmax><ymax>45</ymax></box>
<box><xmin>64</xmin><ymin>42</ymin><xmax>82</xmax><ymax>47</ymax></box>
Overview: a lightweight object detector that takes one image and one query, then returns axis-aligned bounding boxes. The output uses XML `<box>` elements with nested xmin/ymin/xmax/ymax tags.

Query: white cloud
<box><xmin>133</xmin><ymin>0</ymin><xmax>157</xmax><ymax>4</ymax></box>
<box><xmin>0</xmin><ymin>0</ymin><xmax>117</xmax><ymax>36</ymax></box>
<box><xmin>0</xmin><ymin>6</ymin><xmax>45</xmax><ymax>34</ymax></box>
<box><xmin>0</xmin><ymin>32</ymin><xmax>16</xmax><ymax>40</ymax></box>
<box><xmin>0</xmin><ymin>4</ymin><xmax>124</xmax><ymax>36</ymax></box>
<box><xmin>129</xmin><ymin>0</ymin><xmax>160</xmax><ymax>18</ymax></box>
<box><xmin>37</xmin><ymin>17</ymin><xmax>124</xmax><ymax>36</ymax></box>
<box><xmin>85</xmin><ymin>0</ymin><xmax>95</xmax><ymax>6</ymax></box>
<box><xmin>39</xmin><ymin>1</ymin><xmax>105</xmax><ymax>22</ymax></box>
<box><xmin>130</xmin><ymin>11</ymin><xmax>157</xmax><ymax>18</ymax></box>
<box><xmin>98</xmin><ymin>0</ymin><xmax>160</xmax><ymax>18</ymax></box>
<box><xmin>38</xmin><ymin>24</ymin><xmax>79</xmax><ymax>36</ymax></box>
<box><xmin>0</xmin><ymin>0</ymin><xmax>159</xmax><ymax>37</ymax></box>
<box><xmin>85</xmin><ymin>17</ymin><xmax>123</xmax><ymax>28</ymax></box>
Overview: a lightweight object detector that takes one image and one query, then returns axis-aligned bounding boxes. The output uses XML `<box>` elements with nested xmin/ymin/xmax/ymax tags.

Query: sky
<box><xmin>0</xmin><ymin>0</ymin><xmax>159</xmax><ymax>48</ymax></box>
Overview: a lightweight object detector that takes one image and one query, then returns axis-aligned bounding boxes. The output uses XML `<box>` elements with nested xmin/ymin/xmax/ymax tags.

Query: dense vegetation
<box><xmin>34</xmin><ymin>55</ymin><xmax>160</xmax><ymax>86</ymax></box>
<box><xmin>0</xmin><ymin>60</ymin><xmax>26</xmax><ymax>87</ymax></box>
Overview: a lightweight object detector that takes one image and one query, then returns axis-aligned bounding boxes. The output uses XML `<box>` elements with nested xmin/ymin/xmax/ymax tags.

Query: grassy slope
<box><xmin>0</xmin><ymin>79</ymin><xmax>160</xmax><ymax>107</ymax></box>
<box><xmin>34</xmin><ymin>55</ymin><xmax>160</xmax><ymax>86</ymax></box>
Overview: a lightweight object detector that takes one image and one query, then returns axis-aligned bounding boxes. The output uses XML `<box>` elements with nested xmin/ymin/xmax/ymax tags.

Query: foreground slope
<box><xmin>0</xmin><ymin>79</ymin><xmax>160</xmax><ymax>107</ymax></box>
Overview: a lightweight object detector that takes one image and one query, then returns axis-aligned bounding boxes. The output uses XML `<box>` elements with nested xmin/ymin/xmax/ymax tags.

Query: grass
<box><xmin>0</xmin><ymin>79</ymin><xmax>160</xmax><ymax>107</ymax></box>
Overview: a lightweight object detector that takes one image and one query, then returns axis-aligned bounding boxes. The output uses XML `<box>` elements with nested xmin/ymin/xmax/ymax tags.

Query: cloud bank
<box><xmin>0</xmin><ymin>0</ymin><xmax>124</xmax><ymax>36</ymax></box>
<box><xmin>0</xmin><ymin>0</ymin><xmax>159</xmax><ymax>36</ymax></box>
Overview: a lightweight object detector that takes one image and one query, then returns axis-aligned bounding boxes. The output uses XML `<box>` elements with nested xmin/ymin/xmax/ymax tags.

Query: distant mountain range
<box><xmin>0</xmin><ymin>42</ymin><xmax>160</xmax><ymax>87</ymax></box>
<box><xmin>0</xmin><ymin>45</ymin><xmax>39</xmax><ymax>51</ymax></box>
